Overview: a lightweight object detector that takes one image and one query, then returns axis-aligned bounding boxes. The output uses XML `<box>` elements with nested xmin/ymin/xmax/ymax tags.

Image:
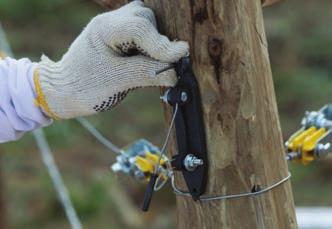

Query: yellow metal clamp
<box><xmin>286</xmin><ymin>105</ymin><xmax>332</xmax><ymax>165</ymax></box>
<box><xmin>287</xmin><ymin>127</ymin><xmax>327</xmax><ymax>165</ymax></box>
<box><xmin>287</xmin><ymin>127</ymin><xmax>316</xmax><ymax>152</ymax></box>
<box><xmin>111</xmin><ymin>139</ymin><xmax>170</xmax><ymax>183</ymax></box>
<box><xmin>135</xmin><ymin>151</ymin><xmax>167</xmax><ymax>181</ymax></box>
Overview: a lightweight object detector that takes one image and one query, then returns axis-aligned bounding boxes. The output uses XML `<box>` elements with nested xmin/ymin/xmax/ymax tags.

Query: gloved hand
<box><xmin>35</xmin><ymin>0</ymin><xmax>189</xmax><ymax>120</ymax></box>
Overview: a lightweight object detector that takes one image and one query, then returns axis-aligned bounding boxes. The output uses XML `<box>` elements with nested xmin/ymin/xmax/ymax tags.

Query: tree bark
<box><xmin>144</xmin><ymin>0</ymin><xmax>297</xmax><ymax>228</ymax></box>
<box><xmin>93</xmin><ymin>0</ymin><xmax>296</xmax><ymax>228</ymax></box>
<box><xmin>94</xmin><ymin>0</ymin><xmax>281</xmax><ymax>10</ymax></box>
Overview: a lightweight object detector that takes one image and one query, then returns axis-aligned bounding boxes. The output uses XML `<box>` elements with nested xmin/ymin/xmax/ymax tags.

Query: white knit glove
<box><xmin>35</xmin><ymin>0</ymin><xmax>189</xmax><ymax>119</ymax></box>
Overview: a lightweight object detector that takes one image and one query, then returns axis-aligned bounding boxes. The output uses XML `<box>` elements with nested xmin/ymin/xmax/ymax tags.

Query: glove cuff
<box><xmin>37</xmin><ymin>55</ymin><xmax>84</xmax><ymax>119</ymax></box>
<box><xmin>33</xmin><ymin>68</ymin><xmax>60</xmax><ymax>120</ymax></box>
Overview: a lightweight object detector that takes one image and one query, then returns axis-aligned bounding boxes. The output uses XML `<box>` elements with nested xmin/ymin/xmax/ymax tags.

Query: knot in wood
<box><xmin>208</xmin><ymin>38</ymin><xmax>223</xmax><ymax>58</ymax></box>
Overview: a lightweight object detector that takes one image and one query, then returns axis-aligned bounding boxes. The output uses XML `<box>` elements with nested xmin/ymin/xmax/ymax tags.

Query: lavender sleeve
<box><xmin>0</xmin><ymin>57</ymin><xmax>52</xmax><ymax>143</ymax></box>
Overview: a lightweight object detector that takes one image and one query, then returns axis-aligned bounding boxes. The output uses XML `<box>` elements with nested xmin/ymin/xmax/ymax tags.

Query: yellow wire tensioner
<box><xmin>135</xmin><ymin>151</ymin><xmax>167</xmax><ymax>181</ymax></box>
<box><xmin>301</xmin><ymin>128</ymin><xmax>327</xmax><ymax>165</ymax></box>
<box><xmin>286</xmin><ymin>124</ymin><xmax>329</xmax><ymax>165</ymax></box>
<box><xmin>287</xmin><ymin>126</ymin><xmax>317</xmax><ymax>152</ymax></box>
<box><xmin>111</xmin><ymin>139</ymin><xmax>171</xmax><ymax>183</ymax></box>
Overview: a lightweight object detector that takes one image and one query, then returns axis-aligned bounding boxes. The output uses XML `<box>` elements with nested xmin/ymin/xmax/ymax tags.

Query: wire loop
<box><xmin>171</xmin><ymin>172</ymin><xmax>291</xmax><ymax>201</ymax></box>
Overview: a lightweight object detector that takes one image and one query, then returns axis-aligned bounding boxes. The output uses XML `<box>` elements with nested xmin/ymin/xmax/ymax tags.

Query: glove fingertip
<box><xmin>155</xmin><ymin>69</ymin><xmax>178</xmax><ymax>87</ymax></box>
<box><xmin>169</xmin><ymin>41</ymin><xmax>190</xmax><ymax>62</ymax></box>
<box><xmin>41</xmin><ymin>54</ymin><xmax>51</xmax><ymax>62</ymax></box>
<box><xmin>153</xmin><ymin>40</ymin><xmax>189</xmax><ymax>63</ymax></box>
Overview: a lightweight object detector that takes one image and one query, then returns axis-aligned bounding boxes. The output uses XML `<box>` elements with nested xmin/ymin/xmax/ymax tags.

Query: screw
<box><xmin>184</xmin><ymin>154</ymin><xmax>203</xmax><ymax>171</ymax></box>
<box><xmin>181</xmin><ymin>92</ymin><xmax>188</xmax><ymax>102</ymax></box>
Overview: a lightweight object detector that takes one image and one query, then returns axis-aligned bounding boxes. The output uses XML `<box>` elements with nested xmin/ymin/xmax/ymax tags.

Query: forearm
<box><xmin>0</xmin><ymin>57</ymin><xmax>52</xmax><ymax>143</ymax></box>
<box><xmin>0</xmin><ymin>1</ymin><xmax>188</xmax><ymax>143</ymax></box>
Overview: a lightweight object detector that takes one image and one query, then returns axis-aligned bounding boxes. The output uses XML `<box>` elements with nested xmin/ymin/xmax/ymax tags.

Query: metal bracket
<box><xmin>141</xmin><ymin>57</ymin><xmax>208</xmax><ymax>211</ymax></box>
<box><xmin>167</xmin><ymin>57</ymin><xmax>208</xmax><ymax>200</ymax></box>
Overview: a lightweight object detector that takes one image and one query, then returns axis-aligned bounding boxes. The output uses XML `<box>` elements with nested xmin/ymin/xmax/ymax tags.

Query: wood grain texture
<box><xmin>93</xmin><ymin>0</ymin><xmax>281</xmax><ymax>9</ymax></box>
<box><xmin>144</xmin><ymin>0</ymin><xmax>297</xmax><ymax>228</ymax></box>
<box><xmin>92</xmin><ymin>0</ymin><xmax>296</xmax><ymax>228</ymax></box>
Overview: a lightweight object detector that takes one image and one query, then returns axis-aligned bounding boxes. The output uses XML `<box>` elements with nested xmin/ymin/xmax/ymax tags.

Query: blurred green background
<box><xmin>0</xmin><ymin>0</ymin><xmax>332</xmax><ymax>228</ymax></box>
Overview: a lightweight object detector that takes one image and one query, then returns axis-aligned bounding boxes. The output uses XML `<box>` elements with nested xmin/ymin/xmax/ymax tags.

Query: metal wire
<box><xmin>155</xmin><ymin>103</ymin><xmax>178</xmax><ymax>173</ymax></box>
<box><xmin>153</xmin><ymin>104</ymin><xmax>179</xmax><ymax>191</ymax></box>
<box><xmin>285</xmin><ymin>152</ymin><xmax>300</xmax><ymax>161</ymax></box>
<box><xmin>33</xmin><ymin>130</ymin><xmax>82</xmax><ymax>229</ymax></box>
<box><xmin>153</xmin><ymin>169</ymin><xmax>171</xmax><ymax>191</ymax></box>
<box><xmin>171</xmin><ymin>172</ymin><xmax>291</xmax><ymax>201</ymax></box>
<box><xmin>0</xmin><ymin>22</ymin><xmax>82</xmax><ymax>229</ymax></box>
<box><xmin>0</xmin><ymin>23</ymin><xmax>13</xmax><ymax>56</ymax></box>
<box><xmin>76</xmin><ymin>117</ymin><xmax>123</xmax><ymax>154</ymax></box>
<box><xmin>76</xmin><ymin>107</ymin><xmax>179</xmax><ymax>192</ymax></box>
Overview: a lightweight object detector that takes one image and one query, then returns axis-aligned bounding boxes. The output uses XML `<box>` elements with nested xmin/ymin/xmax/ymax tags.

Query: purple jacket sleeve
<box><xmin>0</xmin><ymin>57</ymin><xmax>52</xmax><ymax>143</ymax></box>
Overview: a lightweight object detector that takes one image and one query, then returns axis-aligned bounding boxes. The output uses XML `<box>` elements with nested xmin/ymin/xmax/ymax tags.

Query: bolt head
<box><xmin>183</xmin><ymin>154</ymin><xmax>203</xmax><ymax>171</ymax></box>
<box><xmin>181</xmin><ymin>92</ymin><xmax>188</xmax><ymax>102</ymax></box>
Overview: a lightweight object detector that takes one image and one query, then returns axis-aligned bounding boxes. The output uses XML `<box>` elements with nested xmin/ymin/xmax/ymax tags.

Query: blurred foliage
<box><xmin>264</xmin><ymin>0</ymin><xmax>332</xmax><ymax>207</ymax></box>
<box><xmin>1</xmin><ymin>0</ymin><xmax>332</xmax><ymax>228</ymax></box>
<box><xmin>0</xmin><ymin>0</ymin><xmax>104</xmax><ymax>60</ymax></box>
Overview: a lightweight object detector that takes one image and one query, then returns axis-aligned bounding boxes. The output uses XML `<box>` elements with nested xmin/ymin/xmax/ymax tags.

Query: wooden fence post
<box><xmin>145</xmin><ymin>0</ymin><xmax>297</xmax><ymax>228</ymax></box>
<box><xmin>93</xmin><ymin>0</ymin><xmax>296</xmax><ymax>228</ymax></box>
